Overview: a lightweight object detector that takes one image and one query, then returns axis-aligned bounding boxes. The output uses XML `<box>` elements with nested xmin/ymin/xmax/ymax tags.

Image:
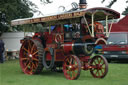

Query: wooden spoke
<box><xmin>32</xmin><ymin>50</ymin><xmax>38</xmax><ymax>56</ymax></box>
<box><xmin>29</xmin><ymin>63</ymin><xmax>33</xmax><ymax>74</ymax></box>
<box><xmin>72</xmin><ymin>71</ymin><xmax>77</xmax><ymax>77</ymax></box>
<box><xmin>35</xmin><ymin>62</ymin><xmax>38</xmax><ymax>67</ymax></box>
<box><xmin>28</xmin><ymin>40</ymin><xmax>32</xmax><ymax>50</ymax></box>
<box><xmin>100</xmin><ymin>69</ymin><xmax>104</xmax><ymax>75</ymax></box>
<box><xmin>98</xmin><ymin>70</ymin><xmax>100</xmax><ymax>76</ymax></box>
<box><xmin>66</xmin><ymin>58</ymin><xmax>70</xmax><ymax>64</ymax></box>
<box><xmin>24</xmin><ymin>62</ymin><xmax>30</xmax><ymax>72</ymax></box>
<box><xmin>21</xmin><ymin>58</ymin><xmax>28</xmax><ymax>61</ymax></box>
<box><xmin>32</xmin><ymin>57</ymin><xmax>39</xmax><ymax>62</ymax></box>
<box><xmin>64</xmin><ymin>63</ymin><xmax>69</xmax><ymax>67</ymax></box>
<box><xmin>98</xmin><ymin>58</ymin><xmax>102</xmax><ymax>64</ymax></box>
<box><xmin>101</xmin><ymin>62</ymin><xmax>105</xmax><ymax>66</ymax></box>
<box><xmin>91</xmin><ymin>68</ymin><xmax>96</xmax><ymax>71</ymax></box>
<box><xmin>69</xmin><ymin>57</ymin><xmax>73</xmax><ymax>64</ymax></box>
<box><xmin>22</xmin><ymin>46</ymin><xmax>29</xmax><ymax>53</ymax></box>
<box><xmin>32</xmin><ymin>63</ymin><xmax>36</xmax><ymax>69</ymax></box>
<box><xmin>95</xmin><ymin>69</ymin><xmax>98</xmax><ymax>75</ymax></box>
<box><xmin>93</xmin><ymin>60</ymin><xmax>97</xmax><ymax>65</ymax></box>
<box><xmin>34</xmin><ymin>54</ymin><xmax>38</xmax><ymax>57</ymax></box>
<box><xmin>24</xmin><ymin>60</ymin><xmax>29</xmax><ymax>66</ymax></box>
<box><xmin>31</xmin><ymin>44</ymin><xmax>36</xmax><ymax>53</ymax></box>
<box><xmin>23</xmin><ymin>52</ymin><xmax>28</xmax><ymax>56</ymax></box>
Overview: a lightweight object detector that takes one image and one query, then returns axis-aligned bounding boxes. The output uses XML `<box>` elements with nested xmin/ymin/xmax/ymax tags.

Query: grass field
<box><xmin>0</xmin><ymin>60</ymin><xmax>128</xmax><ymax>85</ymax></box>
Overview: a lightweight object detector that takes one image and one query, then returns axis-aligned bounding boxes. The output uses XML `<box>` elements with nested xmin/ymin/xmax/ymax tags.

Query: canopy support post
<box><xmin>83</xmin><ymin>16</ymin><xmax>91</xmax><ymax>36</ymax></box>
<box><xmin>108</xmin><ymin>17</ymin><xmax>114</xmax><ymax>37</ymax></box>
<box><xmin>106</xmin><ymin>15</ymin><xmax>108</xmax><ymax>37</ymax></box>
<box><xmin>91</xmin><ymin>14</ymin><xmax>94</xmax><ymax>37</ymax></box>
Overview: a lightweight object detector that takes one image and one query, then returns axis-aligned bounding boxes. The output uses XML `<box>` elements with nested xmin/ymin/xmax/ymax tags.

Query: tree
<box><xmin>101</xmin><ymin>0</ymin><xmax>128</xmax><ymax>15</ymax></box>
<box><xmin>0</xmin><ymin>0</ymin><xmax>33</xmax><ymax>33</ymax></box>
<box><xmin>0</xmin><ymin>0</ymin><xmax>52</xmax><ymax>33</ymax></box>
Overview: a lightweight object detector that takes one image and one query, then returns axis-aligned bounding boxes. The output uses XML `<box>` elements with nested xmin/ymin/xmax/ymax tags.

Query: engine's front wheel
<box><xmin>63</xmin><ymin>55</ymin><xmax>81</xmax><ymax>80</ymax></box>
<box><xmin>90</xmin><ymin>55</ymin><xmax>108</xmax><ymax>78</ymax></box>
<box><xmin>19</xmin><ymin>39</ymin><xmax>44</xmax><ymax>75</ymax></box>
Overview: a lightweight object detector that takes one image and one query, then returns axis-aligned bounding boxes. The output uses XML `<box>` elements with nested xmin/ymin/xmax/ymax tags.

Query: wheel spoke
<box><xmin>34</xmin><ymin>54</ymin><xmax>38</xmax><ymax>57</ymax></box>
<box><xmin>24</xmin><ymin>60</ymin><xmax>29</xmax><ymax>66</ymax></box>
<box><xmin>22</xmin><ymin>46</ymin><xmax>29</xmax><ymax>53</ymax></box>
<box><xmin>21</xmin><ymin>57</ymin><xmax>28</xmax><ymax>61</ymax></box>
<box><xmin>100</xmin><ymin>69</ymin><xmax>104</xmax><ymax>75</ymax></box>
<box><xmin>98</xmin><ymin>58</ymin><xmax>102</xmax><ymax>64</ymax></box>
<box><xmin>30</xmin><ymin>63</ymin><xmax>33</xmax><ymax>74</ymax></box>
<box><xmin>24</xmin><ymin>62</ymin><xmax>30</xmax><ymax>72</ymax></box>
<box><xmin>64</xmin><ymin>63</ymin><xmax>70</xmax><ymax>67</ymax></box>
<box><xmin>32</xmin><ymin>57</ymin><xmax>39</xmax><ymax>62</ymax></box>
<box><xmin>98</xmin><ymin>70</ymin><xmax>100</xmax><ymax>76</ymax></box>
<box><xmin>72</xmin><ymin>71</ymin><xmax>77</xmax><ymax>77</ymax></box>
<box><xmin>28</xmin><ymin>40</ymin><xmax>32</xmax><ymax>50</ymax></box>
<box><xmin>69</xmin><ymin>57</ymin><xmax>73</xmax><ymax>64</ymax></box>
<box><xmin>93</xmin><ymin>60</ymin><xmax>97</xmax><ymax>65</ymax></box>
<box><xmin>66</xmin><ymin>58</ymin><xmax>70</xmax><ymax>64</ymax></box>
<box><xmin>23</xmin><ymin>52</ymin><xmax>28</xmax><ymax>57</ymax></box>
<box><xmin>71</xmin><ymin>71</ymin><xmax>75</xmax><ymax>79</ymax></box>
<box><xmin>95</xmin><ymin>69</ymin><xmax>99</xmax><ymax>76</ymax></box>
<box><xmin>32</xmin><ymin>50</ymin><xmax>38</xmax><ymax>56</ymax></box>
<box><xmin>101</xmin><ymin>62</ymin><xmax>105</xmax><ymax>66</ymax></box>
<box><xmin>92</xmin><ymin>68</ymin><xmax>96</xmax><ymax>71</ymax></box>
<box><xmin>35</xmin><ymin>62</ymin><xmax>38</xmax><ymax>67</ymax></box>
<box><xmin>31</xmin><ymin>44</ymin><xmax>35</xmax><ymax>53</ymax></box>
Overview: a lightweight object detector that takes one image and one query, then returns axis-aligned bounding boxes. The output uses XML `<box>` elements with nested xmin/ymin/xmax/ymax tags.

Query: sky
<box><xmin>30</xmin><ymin>0</ymin><xmax>127</xmax><ymax>18</ymax></box>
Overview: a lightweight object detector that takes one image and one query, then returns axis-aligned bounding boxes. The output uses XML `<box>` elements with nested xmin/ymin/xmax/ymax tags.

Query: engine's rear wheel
<box><xmin>63</xmin><ymin>55</ymin><xmax>81</xmax><ymax>80</ymax></box>
<box><xmin>90</xmin><ymin>55</ymin><xmax>108</xmax><ymax>78</ymax></box>
<box><xmin>20</xmin><ymin>39</ymin><xmax>44</xmax><ymax>75</ymax></box>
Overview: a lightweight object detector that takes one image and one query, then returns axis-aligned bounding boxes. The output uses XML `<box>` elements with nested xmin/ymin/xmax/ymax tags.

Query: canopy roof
<box><xmin>11</xmin><ymin>7</ymin><xmax>120</xmax><ymax>26</ymax></box>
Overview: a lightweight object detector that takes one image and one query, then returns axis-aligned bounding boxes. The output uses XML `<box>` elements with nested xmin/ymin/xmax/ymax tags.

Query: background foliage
<box><xmin>0</xmin><ymin>0</ymin><xmax>51</xmax><ymax>34</ymax></box>
<box><xmin>102</xmin><ymin>0</ymin><xmax>128</xmax><ymax>15</ymax></box>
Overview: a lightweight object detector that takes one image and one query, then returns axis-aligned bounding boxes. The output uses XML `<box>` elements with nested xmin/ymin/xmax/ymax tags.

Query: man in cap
<box><xmin>0</xmin><ymin>33</ymin><xmax>5</xmax><ymax>63</ymax></box>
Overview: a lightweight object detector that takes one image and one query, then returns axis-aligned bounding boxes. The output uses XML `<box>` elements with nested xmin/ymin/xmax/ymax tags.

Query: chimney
<box><xmin>79</xmin><ymin>0</ymin><xmax>87</xmax><ymax>9</ymax></box>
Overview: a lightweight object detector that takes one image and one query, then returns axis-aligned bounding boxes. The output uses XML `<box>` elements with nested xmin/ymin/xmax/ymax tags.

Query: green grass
<box><xmin>0</xmin><ymin>60</ymin><xmax>128</xmax><ymax>85</ymax></box>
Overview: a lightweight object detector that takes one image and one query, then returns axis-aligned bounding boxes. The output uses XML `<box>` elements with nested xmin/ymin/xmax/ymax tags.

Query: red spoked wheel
<box><xmin>63</xmin><ymin>55</ymin><xmax>81</xmax><ymax>80</ymax></box>
<box><xmin>20</xmin><ymin>39</ymin><xmax>44</xmax><ymax>75</ymax></box>
<box><xmin>90</xmin><ymin>55</ymin><xmax>108</xmax><ymax>78</ymax></box>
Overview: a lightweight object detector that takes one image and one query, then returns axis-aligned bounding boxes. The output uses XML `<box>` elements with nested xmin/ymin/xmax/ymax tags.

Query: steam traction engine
<box><xmin>11</xmin><ymin>3</ymin><xmax>120</xmax><ymax>80</ymax></box>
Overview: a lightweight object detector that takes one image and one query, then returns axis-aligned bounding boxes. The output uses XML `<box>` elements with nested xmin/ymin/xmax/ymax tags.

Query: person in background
<box><xmin>0</xmin><ymin>36</ymin><xmax>5</xmax><ymax>63</ymax></box>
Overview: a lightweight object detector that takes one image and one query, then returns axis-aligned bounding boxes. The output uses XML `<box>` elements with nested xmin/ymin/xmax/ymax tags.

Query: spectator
<box><xmin>0</xmin><ymin>37</ymin><xmax>5</xmax><ymax>63</ymax></box>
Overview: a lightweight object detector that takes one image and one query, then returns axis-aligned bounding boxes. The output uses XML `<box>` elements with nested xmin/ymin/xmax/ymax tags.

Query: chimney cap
<box><xmin>79</xmin><ymin>0</ymin><xmax>87</xmax><ymax>4</ymax></box>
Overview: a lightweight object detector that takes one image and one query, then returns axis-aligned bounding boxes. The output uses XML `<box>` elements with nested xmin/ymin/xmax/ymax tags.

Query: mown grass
<box><xmin>0</xmin><ymin>60</ymin><xmax>128</xmax><ymax>85</ymax></box>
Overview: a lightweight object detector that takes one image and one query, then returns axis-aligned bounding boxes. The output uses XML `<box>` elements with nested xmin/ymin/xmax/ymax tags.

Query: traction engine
<box><xmin>11</xmin><ymin>0</ymin><xmax>120</xmax><ymax>80</ymax></box>
<box><xmin>19</xmin><ymin>24</ymin><xmax>108</xmax><ymax>80</ymax></box>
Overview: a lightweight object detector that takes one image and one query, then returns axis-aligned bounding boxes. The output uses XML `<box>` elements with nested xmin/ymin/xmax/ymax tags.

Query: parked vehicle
<box><xmin>11</xmin><ymin>0</ymin><xmax>120</xmax><ymax>80</ymax></box>
<box><xmin>102</xmin><ymin>32</ymin><xmax>128</xmax><ymax>62</ymax></box>
<box><xmin>101</xmin><ymin>15</ymin><xmax>128</xmax><ymax>62</ymax></box>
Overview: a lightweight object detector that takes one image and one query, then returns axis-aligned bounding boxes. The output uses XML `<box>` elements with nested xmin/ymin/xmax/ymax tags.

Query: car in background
<box><xmin>101</xmin><ymin>32</ymin><xmax>128</xmax><ymax>62</ymax></box>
